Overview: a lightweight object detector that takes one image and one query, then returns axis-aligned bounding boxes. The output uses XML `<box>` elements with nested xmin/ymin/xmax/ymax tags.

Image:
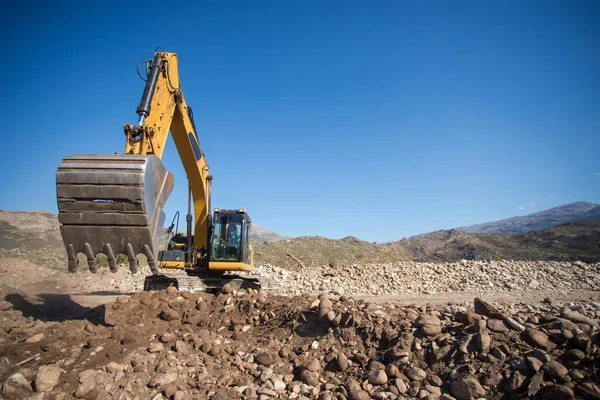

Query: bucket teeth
<box><xmin>104</xmin><ymin>243</ymin><xmax>118</xmax><ymax>273</ymax></box>
<box><xmin>84</xmin><ymin>243</ymin><xmax>97</xmax><ymax>273</ymax></box>
<box><xmin>56</xmin><ymin>154</ymin><xmax>174</xmax><ymax>274</ymax></box>
<box><xmin>126</xmin><ymin>243</ymin><xmax>138</xmax><ymax>273</ymax></box>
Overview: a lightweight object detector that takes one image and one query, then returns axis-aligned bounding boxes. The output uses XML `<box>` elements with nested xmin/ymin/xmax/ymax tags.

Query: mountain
<box><xmin>1</xmin><ymin>209</ymin><xmax>599</xmax><ymax>270</ymax></box>
<box><xmin>250</xmin><ymin>225</ymin><xmax>289</xmax><ymax>243</ymax></box>
<box><xmin>459</xmin><ymin>201</ymin><xmax>600</xmax><ymax>234</ymax></box>
<box><xmin>390</xmin><ymin>220</ymin><xmax>600</xmax><ymax>263</ymax></box>
<box><xmin>0</xmin><ymin>210</ymin><xmax>66</xmax><ymax>268</ymax></box>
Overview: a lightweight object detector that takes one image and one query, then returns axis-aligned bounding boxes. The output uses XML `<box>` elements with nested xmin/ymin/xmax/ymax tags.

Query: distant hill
<box><xmin>0</xmin><ymin>210</ymin><xmax>66</xmax><ymax>268</ymax></box>
<box><xmin>459</xmin><ymin>201</ymin><xmax>600</xmax><ymax>233</ymax></box>
<box><xmin>1</xmin><ymin>209</ymin><xmax>598</xmax><ymax>270</ymax></box>
<box><xmin>251</xmin><ymin>225</ymin><xmax>289</xmax><ymax>243</ymax></box>
<box><xmin>389</xmin><ymin>220</ymin><xmax>600</xmax><ymax>263</ymax></box>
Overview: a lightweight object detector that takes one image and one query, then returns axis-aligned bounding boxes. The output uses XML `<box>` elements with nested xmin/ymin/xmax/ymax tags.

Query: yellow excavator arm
<box><xmin>56</xmin><ymin>51</ymin><xmax>253</xmax><ymax>279</ymax></box>
<box><xmin>123</xmin><ymin>52</ymin><xmax>212</xmax><ymax>255</ymax></box>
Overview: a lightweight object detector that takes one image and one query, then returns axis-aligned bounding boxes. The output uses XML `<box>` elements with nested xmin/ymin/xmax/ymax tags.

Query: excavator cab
<box><xmin>210</xmin><ymin>209</ymin><xmax>252</xmax><ymax>265</ymax></box>
<box><xmin>155</xmin><ymin>208</ymin><xmax>253</xmax><ymax>273</ymax></box>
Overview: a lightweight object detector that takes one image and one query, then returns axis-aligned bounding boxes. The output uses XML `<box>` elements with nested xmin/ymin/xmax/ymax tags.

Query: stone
<box><xmin>503</xmin><ymin>371</ymin><xmax>524</xmax><ymax>392</ymax></box>
<box><xmin>476</xmin><ymin>332</ymin><xmax>491</xmax><ymax>352</ymax></box>
<box><xmin>221</xmin><ymin>283</ymin><xmax>233</xmax><ymax>294</ymax></box>
<box><xmin>523</xmin><ymin>328</ymin><xmax>548</xmax><ymax>348</ymax></box>
<box><xmin>74</xmin><ymin>374</ymin><xmax>97</xmax><ymax>399</ymax></box>
<box><xmin>318</xmin><ymin>297</ymin><xmax>333</xmax><ymax>318</ymax></box>
<box><xmin>159</xmin><ymin>308</ymin><xmax>180</xmax><ymax>321</ymax></box>
<box><xmin>368</xmin><ymin>360</ymin><xmax>385</xmax><ymax>371</ymax></box>
<box><xmin>159</xmin><ymin>332</ymin><xmax>176</xmax><ymax>343</ymax></box>
<box><xmin>573</xmin><ymin>333</ymin><xmax>591</xmax><ymax>350</ymax></box>
<box><xmin>166</xmin><ymin>285</ymin><xmax>178</xmax><ymax>294</ymax></box>
<box><xmin>333</xmin><ymin>286</ymin><xmax>344</xmax><ymax>296</ymax></box>
<box><xmin>450</xmin><ymin>376</ymin><xmax>485</xmax><ymax>400</ymax></box>
<box><xmin>527</xmin><ymin>356</ymin><xmax>544</xmax><ymax>372</ymax></box>
<box><xmin>256</xmin><ymin>351</ymin><xmax>279</xmax><ymax>366</ymax></box>
<box><xmin>337</xmin><ymin>353</ymin><xmax>349</xmax><ymax>371</ymax></box>
<box><xmin>25</xmin><ymin>333</ymin><xmax>44</xmax><ymax>343</ymax></box>
<box><xmin>536</xmin><ymin>385</ymin><xmax>575</xmax><ymax>400</ymax></box>
<box><xmin>533</xmin><ymin>349</ymin><xmax>550</xmax><ymax>362</ymax></box>
<box><xmin>421</xmin><ymin>324</ymin><xmax>442</xmax><ymax>336</ymax></box>
<box><xmin>473</xmin><ymin>319</ymin><xmax>486</xmax><ymax>333</ymax></box>
<box><xmin>0</xmin><ymin>300</ymin><xmax>12</xmax><ymax>311</ymax></box>
<box><xmin>527</xmin><ymin>370</ymin><xmax>544</xmax><ymax>397</ymax></box>
<box><xmin>428</xmin><ymin>375</ymin><xmax>443</xmax><ymax>387</ymax></box>
<box><xmin>415</xmin><ymin>315</ymin><xmax>441</xmax><ymax>327</ymax></box>
<box><xmin>474</xmin><ymin>298</ymin><xmax>504</xmax><ymax>319</ymax></box>
<box><xmin>164</xmin><ymin>384</ymin><xmax>178</xmax><ymax>398</ymax></box>
<box><xmin>570</xmin><ymin>369</ymin><xmax>586</xmax><ymax>381</ymax></box>
<box><xmin>148</xmin><ymin>342</ymin><xmax>164</xmax><ymax>353</ymax></box>
<box><xmin>465</xmin><ymin>311</ymin><xmax>482</xmax><ymax>324</ymax></box>
<box><xmin>0</xmin><ymin>357</ymin><xmax>12</xmax><ymax>375</ymax></box>
<box><xmin>2</xmin><ymin>373</ymin><xmax>33</xmax><ymax>399</ymax></box>
<box><xmin>257</xmin><ymin>388</ymin><xmax>277</xmax><ymax>396</ymax></box>
<box><xmin>150</xmin><ymin>372</ymin><xmax>178</xmax><ymax>387</ymax></box>
<box><xmin>302</xmin><ymin>357</ymin><xmax>321</xmax><ymax>372</ymax></box>
<box><xmin>35</xmin><ymin>365</ymin><xmax>61</xmax><ymax>392</ymax></box>
<box><xmin>577</xmin><ymin>382</ymin><xmax>600</xmax><ymax>400</ymax></box>
<box><xmin>542</xmin><ymin>361</ymin><xmax>569</xmax><ymax>378</ymax></box>
<box><xmin>394</xmin><ymin>378</ymin><xmax>407</xmax><ymax>394</ymax></box>
<box><xmin>24</xmin><ymin>394</ymin><xmax>45</xmax><ymax>400</ymax></box>
<box><xmin>259</xmin><ymin>368</ymin><xmax>273</xmax><ymax>382</ymax></box>
<box><xmin>561</xmin><ymin>310</ymin><xmax>598</xmax><ymax>327</ymax></box>
<box><xmin>105</xmin><ymin>362</ymin><xmax>125</xmax><ymax>373</ymax></box>
<box><xmin>483</xmin><ymin>372</ymin><xmax>502</xmax><ymax>387</ymax></box>
<box><xmin>368</xmin><ymin>370</ymin><xmax>388</xmax><ymax>385</ymax></box>
<box><xmin>175</xmin><ymin>340</ymin><xmax>190</xmax><ymax>353</ymax></box>
<box><xmin>347</xmin><ymin>380</ymin><xmax>370</xmax><ymax>400</ymax></box>
<box><xmin>406</xmin><ymin>367</ymin><xmax>426</xmax><ymax>381</ymax></box>
<box><xmin>174</xmin><ymin>391</ymin><xmax>186</xmax><ymax>400</ymax></box>
<box><xmin>487</xmin><ymin>319</ymin><xmax>509</xmax><ymax>332</ymax></box>
<box><xmin>563</xmin><ymin>349</ymin><xmax>585</xmax><ymax>361</ymax></box>
<box><xmin>273</xmin><ymin>380</ymin><xmax>286</xmax><ymax>392</ymax></box>
<box><xmin>300</xmin><ymin>370</ymin><xmax>319</xmax><ymax>386</ymax></box>
<box><xmin>385</xmin><ymin>364</ymin><xmax>399</xmax><ymax>378</ymax></box>
<box><xmin>506</xmin><ymin>317</ymin><xmax>525</xmax><ymax>331</ymax></box>
<box><xmin>208</xmin><ymin>346</ymin><xmax>221</xmax><ymax>356</ymax></box>
<box><xmin>456</xmin><ymin>334</ymin><xmax>473</xmax><ymax>354</ymax></box>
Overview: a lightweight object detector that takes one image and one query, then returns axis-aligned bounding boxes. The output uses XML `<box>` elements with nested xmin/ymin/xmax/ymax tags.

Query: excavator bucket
<box><xmin>56</xmin><ymin>154</ymin><xmax>174</xmax><ymax>274</ymax></box>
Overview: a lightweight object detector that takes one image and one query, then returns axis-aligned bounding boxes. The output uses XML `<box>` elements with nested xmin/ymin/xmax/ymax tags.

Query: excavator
<box><xmin>56</xmin><ymin>51</ymin><xmax>274</xmax><ymax>292</ymax></box>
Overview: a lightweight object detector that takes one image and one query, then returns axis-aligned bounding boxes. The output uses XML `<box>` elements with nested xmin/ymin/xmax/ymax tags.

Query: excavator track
<box><xmin>143</xmin><ymin>273</ymin><xmax>280</xmax><ymax>293</ymax></box>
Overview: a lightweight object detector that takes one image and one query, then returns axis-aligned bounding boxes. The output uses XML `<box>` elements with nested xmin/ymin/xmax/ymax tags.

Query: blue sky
<box><xmin>1</xmin><ymin>1</ymin><xmax>598</xmax><ymax>242</ymax></box>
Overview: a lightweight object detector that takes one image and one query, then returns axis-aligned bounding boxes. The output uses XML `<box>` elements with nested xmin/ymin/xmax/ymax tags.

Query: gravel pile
<box><xmin>247</xmin><ymin>260</ymin><xmax>600</xmax><ymax>296</ymax></box>
<box><xmin>1</xmin><ymin>288</ymin><xmax>600</xmax><ymax>399</ymax></box>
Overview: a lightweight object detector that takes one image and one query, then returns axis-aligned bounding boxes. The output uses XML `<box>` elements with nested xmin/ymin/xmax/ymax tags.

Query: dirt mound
<box><xmin>253</xmin><ymin>236</ymin><xmax>410</xmax><ymax>269</ymax></box>
<box><xmin>1</xmin><ymin>288</ymin><xmax>600</xmax><ymax>399</ymax></box>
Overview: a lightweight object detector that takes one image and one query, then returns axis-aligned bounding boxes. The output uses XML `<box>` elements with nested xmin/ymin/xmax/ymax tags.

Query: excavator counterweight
<box><xmin>56</xmin><ymin>154</ymin><xmax>173</xmax><ymax>273</ymax></box>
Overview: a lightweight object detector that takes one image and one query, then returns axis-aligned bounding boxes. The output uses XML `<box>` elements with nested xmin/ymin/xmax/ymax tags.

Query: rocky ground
<box><xmin>1</xmin><ymin>286</ymin><xmax>600</xmax><ymax>400</ymax></box>
<box><xmin>247</xmin><ymin>260</ymin><xmax>600</xmax><ymax>297</ymax></box>
<box><xmin>1</xmin><ymin>257</ymin><xmax>600</xmax><ymax>399</ymax></box>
